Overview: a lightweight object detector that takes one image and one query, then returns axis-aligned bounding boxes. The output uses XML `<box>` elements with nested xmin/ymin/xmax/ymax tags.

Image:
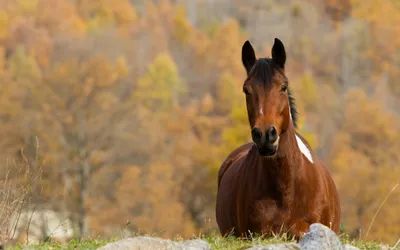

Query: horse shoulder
<box><xmin>217</xmin><ymin>142</ymin><xmax>253</xmax><ymax>189</ymax></box>
<box><xmin>315</xmin><ymin>157</ymin><xmax>341</xmax><ymax>228</ymax></box>
<box><xmin>295</xmin><ymin>132</ymin><xmax>331</xmax><ymax>192</ymax></box>
<box><xmin>295</xmin><ymin>132</ymin><xmax>341</xmax><ymax>232</ymax></box>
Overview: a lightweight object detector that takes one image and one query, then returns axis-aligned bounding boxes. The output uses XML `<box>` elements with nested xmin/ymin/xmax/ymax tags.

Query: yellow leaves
<box><xmin>296</xmin><ymin>71</ymin><xmax>318</xmax><ymax>111</ymax></box>
<box><xmin>34</xmin><ymin>0</ymin><xmax>85</xmax><ymax>37</ymax></box>
<box><xmin>115</xmin><ymin>56</ymin><xmax>129</xmax><ymax>77</ymax></box>
<box><xmin>135</xmin><ymin>52</ymin><xmax>185</xmax><ymax>112</ymax></box>
<box><xmin>329</xmin><ymin>87</ymin><xmax>400</xmax><ymax>243</ymax></box>
<box><xmin>351</xmin><ymin>0</ymin><xmax>400</xmax><ymax>26</ymax></box>
<box><xmin>114</xmin><ymin>3</ymin><xmax>137</xmax><ymax>26</ymax></box>
<box><xmin>87</xmin><ymin>57</ymin><xmax>116</xmax><ymax>88</ymax></box>
<box><xmin>207</xmin><ymin>18</ymin><xmax>245</xmax><ymax>75</ymax></box>
<box><xmin>0</xmin><ymin>10</ymin><xmax>10</xmax><ymax>39</ymax></box>
<box><xmin>342</xmin><ymin>88</ymin><xmax>398</xmax><ymax>150</ymax></box>
<box><xmin>79</xmin><ymin>0</ymin><xmax>137</xmax><ymax>33</ymax></box>
<box><xmin>84</xmin><ymin>55</ymin><xmax>129</xmax><ymax>88</ymax></box>
<box><xmin>17</xmin><ymin>0</ymin><xmax>39</xmax><ymax>15</ymax></box>
<box><xmin>215</xmin><ymin>70</ymin><xmax>238</xmax><ymax>113</ymax></box>
<box><xmin>221</xmin><ymin>102</ymin><xmax>251</xmax><ymax>154</ymax></box>
<box><xmin>94</xmin><ymin>92</ymin><xmax>119</xmax><ymax>111</ymax></box>
<box><xmin>116</xmin><ymin>163</ymin><xmax>196</xmax><ymax>238</ymax></box>
<box><xmin>41</xmin><ymin>103</ymin><xmax>52</xmax><ymax>113</ymax></box>
<box><xmin>83</xmin><ymin>78</ymin><xmax>94</xmax><ymax>97</ymax></box>
<box><xmin>173</xmin><ymin>4</ymin><xmax>192</xmax><ymax>43</ymax></box>
<box><xmin>8</xmin><ymin>45</ymin><xmax>42</xmax><ymax>82</ymax></box>
<box><xmin>88</xmin><ymin>150</ymin><xmax>112</xmax><ymax>167</ymax></box>
<box><xmin>285</xmin><ymin>84</ymin><xmax>318</xmax><ymax>150</ymax></box>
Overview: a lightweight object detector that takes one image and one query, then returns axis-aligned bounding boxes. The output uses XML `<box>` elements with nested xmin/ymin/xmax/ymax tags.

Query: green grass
<box><xmin>5</xmin><ymin>238</ymin><xmax>117</xmax><ymax>250</ymax></box>
<box><xmin>4</xmin><ymin>233</ymin><xmax>391</xmax><ymax>250</ymax></box>
<box><xmin>202</xmin><ymin>234</ymin><xmax>295</xmax><ymax>250</ymax></box>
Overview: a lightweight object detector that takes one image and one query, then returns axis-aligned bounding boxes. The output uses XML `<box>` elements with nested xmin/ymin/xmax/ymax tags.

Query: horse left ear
<box><xmin>271</xmin><ymin>38</ymin><xmax>286</xmax><ymax>69</ymax></box>
<box><xmin>242</xmin><ymin>40</ymin><xmax>256</xmax><ymax>75</ymax></box>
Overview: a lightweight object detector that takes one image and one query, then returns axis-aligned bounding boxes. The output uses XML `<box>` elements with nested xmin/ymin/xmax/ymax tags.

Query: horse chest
<box><xmin>249</xmin><ymin>197</ymin><xmax>304</xmax><ymax>236</ymax></box>
<box><xmin>249</xmin><ymin>195</ymin><xmax>317</xmax><ymax>239</ymax></box>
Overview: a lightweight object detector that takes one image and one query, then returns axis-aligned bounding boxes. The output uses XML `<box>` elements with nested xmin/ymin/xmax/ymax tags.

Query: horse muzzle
<box><xmin>251</xmin><ymin>126</ymin><xmax>279</xmax><ymax>156</ymax></box>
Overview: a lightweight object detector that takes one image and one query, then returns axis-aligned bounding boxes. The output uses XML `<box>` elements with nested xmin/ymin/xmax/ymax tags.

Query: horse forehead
<box><xmin>258</xmin><ymin>85</ymin><xmax>279</xmax><ymax>103</ymax></box>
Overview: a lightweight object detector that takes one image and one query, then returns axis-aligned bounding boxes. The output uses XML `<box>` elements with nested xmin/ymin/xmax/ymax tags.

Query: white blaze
<box><xmin>289</xmin><ymin>104</ymin><xmax>313</xmax><ymax>163</ymax></box>
<box><xmin>295</xmin><ymin>135</ymin><xmax>313</xmax><ymax>163</ymax></box>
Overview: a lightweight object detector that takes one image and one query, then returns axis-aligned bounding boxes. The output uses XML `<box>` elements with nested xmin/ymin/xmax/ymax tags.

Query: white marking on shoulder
<box><xmin>295</xmin><ymin>134</ymin><xmax>313</xmax><ymax>163</ymax></box>
<box><xmin>259</xmin><ymin>107</ymin><xmax>263</xmax><ymax>115</ymax></box>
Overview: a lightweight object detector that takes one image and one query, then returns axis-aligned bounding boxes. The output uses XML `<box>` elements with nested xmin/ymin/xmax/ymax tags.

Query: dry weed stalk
<box><xmin>0</xmin><ymin>138</ymin><xmax>43</xmax><ymax>244</ymax></box>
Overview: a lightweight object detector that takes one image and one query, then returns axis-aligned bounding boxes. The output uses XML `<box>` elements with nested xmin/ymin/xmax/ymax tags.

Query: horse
<box><xmin>215</xmin><ymin>38</ymin><xmax>340</xmax><ymax>241</ymax></box>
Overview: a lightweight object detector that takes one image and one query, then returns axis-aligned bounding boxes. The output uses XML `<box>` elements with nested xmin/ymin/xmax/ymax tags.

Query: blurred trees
<box><xmin>330</xmin><ymin>88</ymin><xmax>400</xmax><ymax>243</ymax></box>
<box><xmin>0</xmin><ymin>0</ymin><xmax>398</xmax><ymax>244</ymax></box>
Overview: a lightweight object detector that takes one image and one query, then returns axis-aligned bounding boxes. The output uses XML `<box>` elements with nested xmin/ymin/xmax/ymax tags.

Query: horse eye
<box><xmin>281</xmin><ymin>85</ymin><xmax>288</xmax><ymax>92</ymax></box>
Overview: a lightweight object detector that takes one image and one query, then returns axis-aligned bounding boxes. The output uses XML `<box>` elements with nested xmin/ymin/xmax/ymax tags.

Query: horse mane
<box><xmin>247</xmin><ymin>58</ymin><xmax>298</xmax><ymax>128</ymax></box>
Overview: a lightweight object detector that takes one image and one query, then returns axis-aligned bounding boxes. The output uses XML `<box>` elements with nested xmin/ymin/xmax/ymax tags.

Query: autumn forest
<box><xmin>0</xmin><ymin>0</ymin><xmax>399</xmax><ymax>246</ymax></box>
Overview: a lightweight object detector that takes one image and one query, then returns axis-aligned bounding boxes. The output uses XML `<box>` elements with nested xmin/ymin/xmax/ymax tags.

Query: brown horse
<box><xmin>215</xmin><ymin>38</ymin><xmax>340</xmax><ymax>241</ymax></box>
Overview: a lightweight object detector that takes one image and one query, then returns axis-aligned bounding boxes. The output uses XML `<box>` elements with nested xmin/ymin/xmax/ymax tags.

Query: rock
<box><xmin>298</xmin><ymin>223</ymin><xmax>343</xmax><ymax>250</ymax></box>
<box><xmin>96</xmin><ymin>224</ymin><xmax>365</xmax><ymax>250</ymax></box>
<box><xmin>342</xmin><ymin>244</ymin><xmax>360</xmax><ymax>250</ymax></box>
<box><xmin>96</xmin><ymin>236</ymin><xmax>212</xmax><ymax>250</ymax></box>
<box><xmin>245</xmin><ymin>242</ymin><xmax>300</xmax><ymax>250</ymax></box>
<box><xmin>378</xmin><ymin>244</ymin><xmax>391</xmax><ymax>250</ymax></box>
<box><xmin>179</xmin><ymin>239</ymin><xmax>212</xmax><ymax>249</ymax></box>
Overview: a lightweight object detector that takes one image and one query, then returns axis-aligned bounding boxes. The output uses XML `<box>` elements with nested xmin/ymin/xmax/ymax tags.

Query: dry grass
<box><xmin>365</xmin><ymin>183</ymin><xmax>399</xmax><ymax>239</ymax></box>
<box><xmin>0</xmin><ymin>141</ymin><xmax>43</xmax><ymax>245</ymax></box>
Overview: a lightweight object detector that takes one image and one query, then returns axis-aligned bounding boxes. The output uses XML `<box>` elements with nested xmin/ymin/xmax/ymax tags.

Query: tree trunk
<box><xmin>77</xmin><ymin>159</ymin><xmax>89</xmax><ymax>238</ymax></box>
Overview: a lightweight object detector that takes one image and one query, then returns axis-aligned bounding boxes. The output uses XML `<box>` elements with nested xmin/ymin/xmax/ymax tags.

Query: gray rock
<box><xmin>179</xmin><ymin>239</ymin><xmax>212</xmax><ymax>249</ymax></box>
<box><xmin>96</xmin><ymin>236</ymin><xmax>212</xmax><ymax>250</ymax></box>
<box><xmin>245</xmin><ymin>242</ymin><xmax>300</xmax><ymax>250</ymax></box>
<box><xmin>298</xmin><ymin>223</ymin><xmax>343</xmax><ymax>250</ymax></box>
<box><xmin>342</xmin><ymin>244</ymin><xmax>360</xmax><ymax>250</ymax></box>
<box><xmin>379</xmin><ymin>244</ymin><xmax>392</xmax><ymax>250</ymax></box>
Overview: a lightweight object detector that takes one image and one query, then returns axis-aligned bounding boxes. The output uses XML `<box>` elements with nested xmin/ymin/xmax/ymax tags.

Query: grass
<box><xmin>6</xmin><ymin>238</ymin><xmax>116</xmax><ymax>250</ymax></box>
<box><xmin>4</xmin><ymin>232</ymin><xmax>391</xmax><ymax>250</ymax></box>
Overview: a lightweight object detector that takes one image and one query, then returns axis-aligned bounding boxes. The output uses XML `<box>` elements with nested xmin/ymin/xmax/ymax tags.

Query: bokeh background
<box><xmin>0</xmin><ymin>0</ymin><xmax>399</xmax><ymax>245</ymax></box>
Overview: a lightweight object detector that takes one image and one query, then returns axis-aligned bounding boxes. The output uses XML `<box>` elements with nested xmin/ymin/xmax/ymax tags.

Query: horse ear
<box><xmin>271</xmin><ymin>38</ymin><xmax>286</xmax><ymax>69</ymax></box>
<box><xmin>242</xmin><ymin>40</ymin><xmax>256</xmax><ymax>75</ymax></box>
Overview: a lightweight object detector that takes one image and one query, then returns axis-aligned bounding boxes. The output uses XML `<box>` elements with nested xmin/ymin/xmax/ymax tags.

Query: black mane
<box><xmin>247</xmin><ymin>58</ymin><xmax>298</xmax><ymax>128</ymax></box>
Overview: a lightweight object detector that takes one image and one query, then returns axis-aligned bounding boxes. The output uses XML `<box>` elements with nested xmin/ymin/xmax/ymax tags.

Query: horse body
<box><xmin>216</xmin><ymin>131</ymin><xmax>340</xmax><ymax>240</ymax></box>
<box><xmin>215</xmin><ymin>38</ymin><xmax>340</xmax><ymax>241</ymax></box>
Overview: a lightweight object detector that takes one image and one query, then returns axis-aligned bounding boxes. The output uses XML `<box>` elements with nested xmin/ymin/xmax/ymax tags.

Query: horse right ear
<box><xmin>242</xmin><ymin>40</ymin><xmax>256</xmax><ymax>75</ymax></box>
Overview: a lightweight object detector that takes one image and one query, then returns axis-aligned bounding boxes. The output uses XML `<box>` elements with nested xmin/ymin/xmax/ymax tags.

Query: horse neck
<box><xmin>257</xmin><ymin>123</ymin><xmax>302</xmax><ymax>203</ymax></box>
<box><xmin>277</xmin><ymin>123</ymin><xmax>303</xmax><ymax>168</ymax></box>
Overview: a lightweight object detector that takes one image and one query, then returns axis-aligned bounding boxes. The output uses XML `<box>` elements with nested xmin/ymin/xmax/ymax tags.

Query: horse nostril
<box><xmin>266</xmin><ymin>126</ymin><xmax>278</xmax><ymax>143</ymax></box>
<box><xmin>251</xmin><ymin>127</ymin><xmax>262</xmax><ymax>142</ymax></box>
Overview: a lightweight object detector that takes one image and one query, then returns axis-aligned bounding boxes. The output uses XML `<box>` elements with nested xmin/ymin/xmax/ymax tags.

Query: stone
<box><xmin>378</xmin><ymin>244</ymin><xmax>392</xmax><ymax>250</ymax></box>
<box><xmin>96</xmin><ymin>236</ymin><xmax>212</xmax><ymax>250</ymax></box>
<box><xmin>298</xmin><ymin>223</ymin><xmax>343</xmax><ymax>250</ymax></box>
<box><xmin>179</xmin><ymin>239</ymin><xmax>212</xmax><ymax>250</ymax></box>
<box><xmin>342</xmin><ymin>244</ymin><xmax>360</xmax><ymax>250</ymax></box>
<box><xmin>245</xmin><ymin>242</ymin><xmax>300</xmax><ymax>250</ymax></box>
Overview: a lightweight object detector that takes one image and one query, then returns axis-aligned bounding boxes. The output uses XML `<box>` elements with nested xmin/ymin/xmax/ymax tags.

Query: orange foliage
<box><xmin>0</xmin><ymin>0</ymin><xmax>399</xmax><ymax>244</ymax></box>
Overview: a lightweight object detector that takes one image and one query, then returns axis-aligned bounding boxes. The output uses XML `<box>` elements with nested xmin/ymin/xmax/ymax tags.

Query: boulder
<box><xmin>96</xmin><ymin>236</ymin><xmax>211</xmax><ymax>250</ymax></box>
<box><xmin>298</xmin><ymin>223</ymin><xmax>343</xmax><ymax>250</ymax></box>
